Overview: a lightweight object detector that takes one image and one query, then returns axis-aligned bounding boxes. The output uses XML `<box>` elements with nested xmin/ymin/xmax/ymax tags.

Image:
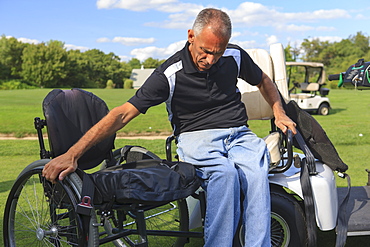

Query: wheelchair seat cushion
<box><xmin>43</xmin><ymin>88</ymin><xmax>116</xmax><ymax>170</ymax></box>
<box><xmin>89</xmin><ymin>159</ymin><xmax>201</xmax><ymax>204</ymax></box>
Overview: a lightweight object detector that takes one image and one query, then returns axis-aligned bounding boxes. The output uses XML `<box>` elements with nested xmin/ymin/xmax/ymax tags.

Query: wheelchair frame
<box><xmin>4</xmin><ymin>118</ymin><xmax>206</xmax><ymax>246</ymax></box>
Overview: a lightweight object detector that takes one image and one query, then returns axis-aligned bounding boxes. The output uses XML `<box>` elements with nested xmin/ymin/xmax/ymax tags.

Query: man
<box><xmin>43</xmin><ymin>8</ymin><xmax>296</xmax><ymax>247</ymax></box>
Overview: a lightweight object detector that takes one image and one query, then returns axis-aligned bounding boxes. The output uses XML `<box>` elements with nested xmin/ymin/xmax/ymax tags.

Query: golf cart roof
<box><xmin>286</xmin><ymin>61</ymin><xmax>324</xmax><ymax>68</ymax></box>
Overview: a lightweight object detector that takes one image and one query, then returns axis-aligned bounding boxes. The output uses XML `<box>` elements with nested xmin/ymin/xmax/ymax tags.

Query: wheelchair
<box><xmin>3</xmin><ymin>88</ymin><xmax>205</xmax><ymax>247</ymax></box>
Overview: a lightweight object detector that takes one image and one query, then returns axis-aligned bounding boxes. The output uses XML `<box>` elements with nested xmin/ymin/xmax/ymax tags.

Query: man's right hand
<box><xmin>42</xmin><ymin>152</ymin><xmax>78</xmax><ymax>183</ymax></box>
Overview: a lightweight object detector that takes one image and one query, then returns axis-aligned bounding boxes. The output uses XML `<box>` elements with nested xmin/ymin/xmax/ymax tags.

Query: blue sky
<box><xmin>1</xmin><ymin>0</ymin><xmax>369</xmax><ymax>61</ymax></box>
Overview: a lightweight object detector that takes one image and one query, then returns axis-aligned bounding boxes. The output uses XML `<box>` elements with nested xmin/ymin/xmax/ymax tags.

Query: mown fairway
<box><xmin>1</xmin><ymin>88</ymin><xmax>370</xmax><ymax>246</ymax></box>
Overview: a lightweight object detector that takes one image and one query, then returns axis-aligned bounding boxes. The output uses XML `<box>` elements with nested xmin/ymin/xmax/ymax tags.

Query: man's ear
<box><xmin>188</xmin><ymin>29</ymin><xmax>195</xmax><ymax>43</ymax></box>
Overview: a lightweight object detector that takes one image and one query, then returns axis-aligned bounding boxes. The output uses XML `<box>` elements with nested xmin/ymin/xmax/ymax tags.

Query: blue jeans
<box><xmin>176</xmin><ymin>126</ymin><xmax>271</xmax><ymax>247</ymax></box>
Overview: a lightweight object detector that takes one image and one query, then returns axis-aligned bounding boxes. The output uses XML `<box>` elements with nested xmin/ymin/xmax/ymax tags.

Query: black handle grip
<box><xmin>328</xmin><ymin>74</ymin><xmax>340</xmax><ymax>81</ymax></box>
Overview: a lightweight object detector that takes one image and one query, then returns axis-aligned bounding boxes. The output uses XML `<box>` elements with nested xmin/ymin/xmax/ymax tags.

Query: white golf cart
<box><xmin>182</xmin><ymin>44</ymin><xmax>345</xmax><ymax>246</ymax></box>
<box><xmin>286</xmin><ymin>62</ymin><xmax>331</xmax><ymax>115</ymax></box>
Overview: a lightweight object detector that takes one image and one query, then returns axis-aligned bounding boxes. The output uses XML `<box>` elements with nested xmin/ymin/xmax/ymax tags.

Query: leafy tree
<box><xmin>128</xmin><ymin>58</ymin><xmax>141</xmax><ymax>69</ymax></box>
<box><xmin>301</xmin><ymin>38</ymin><xmax>331</xmax><ymax>62</ymax></box>
<box><xmin>142</xmin><ymin>57</ymin><xmax>163</xmax><ymax>68</ymax></box>
<box><xmin>21</xmin><ymin>40</ymin><xmax>67</xmax><ymax>87</ymax></box>
<box><xmin>350</xmin><ymin>32</ymin><xmax>370</xmax><ymax>54</ymax></box>
<box><xmin>61</xmin><ymin>49</ymin><xmax>91</xmax><ymax>87</ymax></box>
<box><xmin>0</xmin><ymin>35</ymin><xmax>28</xmax><ymax>79</ymax></box>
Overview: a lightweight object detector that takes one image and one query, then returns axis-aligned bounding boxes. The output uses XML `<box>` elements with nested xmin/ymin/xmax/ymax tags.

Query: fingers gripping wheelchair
<box><xmin>3</xmin><ymin>88</ymin><xmax>202</xmax><ymax>247</ymax></box>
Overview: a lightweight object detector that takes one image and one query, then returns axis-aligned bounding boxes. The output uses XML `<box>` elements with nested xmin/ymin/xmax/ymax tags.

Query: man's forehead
<box><xmin>200</xmin><ymin>46</ymin><xmax>225</xmax><ymax>56</ymax></box>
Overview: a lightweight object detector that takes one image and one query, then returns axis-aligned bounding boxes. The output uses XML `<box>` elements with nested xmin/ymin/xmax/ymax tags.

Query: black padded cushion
<box><xmin>43</xmin><ymin>88</ymin><xmax>115</xmax><ymax>170</ymax></box>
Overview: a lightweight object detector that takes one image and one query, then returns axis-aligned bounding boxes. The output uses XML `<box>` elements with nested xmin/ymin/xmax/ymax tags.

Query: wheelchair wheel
<box><xmin>101</xmin><ymin>146</ymin><xmax>191</xmax><ymax>247</ymax></box>
<box><xmin>3</xmin><ymin>160</ymin><xmax>99</xmax><ymax>247</ymax></box>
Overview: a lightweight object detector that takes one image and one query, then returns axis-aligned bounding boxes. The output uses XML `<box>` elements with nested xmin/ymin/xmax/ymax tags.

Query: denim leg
<box><xmin>177</xmin><ymin>129</ymin><xmax>241</xmax><ymax>247</ymax></box>
<box><xmin>177</xmin><ymin>126</ymin><xmax>271</xmax><ymax>247</ymax></box>
<box><xmin>226</xmin><ymin>126</ymin><xmax>271</xmax><ymax>247</ymax></box>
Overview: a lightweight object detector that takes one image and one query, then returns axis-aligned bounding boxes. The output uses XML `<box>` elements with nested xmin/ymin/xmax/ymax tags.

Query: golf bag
<box><xmin>339</xmin><ymin>59</ymin><xmax>370</xmax><ymax>89</ymax></box>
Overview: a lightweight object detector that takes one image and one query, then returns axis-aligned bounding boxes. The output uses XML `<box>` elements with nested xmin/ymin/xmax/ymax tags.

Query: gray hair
<box><xmin>192</xmin><ymin>8</ymin><xmax>232</xmax><ymax>40</ymax></box>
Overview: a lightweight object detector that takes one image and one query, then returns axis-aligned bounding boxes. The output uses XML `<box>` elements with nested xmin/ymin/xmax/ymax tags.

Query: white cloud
<box><xmin>228</xmin><ymin>2</ymin><xmax>350</xmax><ymax>28</ymax></box>
<box><xmin>112</xmin><ymin>37</ymin><xmax>156</xmax><ymax>46</ymax></box>
<box><xmin>231</xmin><ymin>32</ymin><xmax>242</xmax><ymax>38</ymax></box>
<box><xmin>316</xmin><ymin>26</ymin><xmax>336</xmax><ymax>32</ymax></box>
<box><xmin>97</xmin><ymin>37</ymin><xmax>156</xmax><ymax>46</ymax></box>
<box><xmin>96</xmin><ymin>37</ymin><xmax>111</xmax><ymax>43</ymax></box>
<box><xmin>65</xmin><ymin>44</ymin><xmax>89</xmax><ymax>51</ymax></box>
<box><xmin>130</xmin><ymin>39</ymin><xmax>185</xmax><ymax>61</ymax></box>
<box><xmin>355</xmin><ymin>14</ymin><xmax>370</xmax><ymax>20</ymax></box>
<box><xmin>97</xmin><ymin>0</ymin><xmax>183</xmax><ymax>12</ymax></box>
<box><xmin>282</xmin><ymin>24</ymin><xmax>314</xmax><ymax>32</ymax></box>
<box><xmin>17</xmin><ymin>37</ymin><xmax>40</xmax><ymax>44</ymax></box>
<box><xmin>307</xmin><ymin>36</ymin><xmax>343</xmax><ymax>43</ymax></box>
<box><xmin>231</xmin><ymin>39</ymin><xmax>258</xmax><ymax>50</ymax></box>
<box><xmin>266</xmin><ymin>35</ymin><xmax>279</xmax><ymax>46</ymax></box>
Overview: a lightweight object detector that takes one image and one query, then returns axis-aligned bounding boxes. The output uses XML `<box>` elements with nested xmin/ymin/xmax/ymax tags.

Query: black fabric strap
<box><xmin>294</xmin><ymin>131</ymin><xmax>317</xmax><ymax>247</ymax></box>
<box><xmin>76</xmin><ymin>171</ymin><xmax>95</xmax><ymax>246</ymax></box>
<box><xmin>335</xmin><ymin>173</ymin><xmax>351</xmax><ymax>247</ymax></box>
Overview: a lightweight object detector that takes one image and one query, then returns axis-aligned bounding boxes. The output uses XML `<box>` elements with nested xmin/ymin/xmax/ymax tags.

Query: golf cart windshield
<box><xmin>286</xmin><ymin>62</ymin><xmax>325</xmax><ymax>93</ymax></box>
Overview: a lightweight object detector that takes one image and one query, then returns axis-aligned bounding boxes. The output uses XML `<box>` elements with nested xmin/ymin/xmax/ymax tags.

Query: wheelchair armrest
<box><xmin>166</xmin><ymin>135</ymin><xmax>176</xmax><ymax>161</ymax></box>
<box><xmin>269</xmin><ymin>129</ymin><xmax>293</xmax><ymax>174</ymax></box>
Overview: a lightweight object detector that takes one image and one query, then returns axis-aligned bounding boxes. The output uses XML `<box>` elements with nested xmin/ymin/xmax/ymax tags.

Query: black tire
<box><xmin>270</xmin><ymin>190</ymin><xmax>307</xmax><ymax>247</ymax></box>
<box><xmin>233</xmin><ymin>189</ymin><xmax>307</xmax><ymax>247</ymax></box>
<box><xmin>102</xmin><ymin>145</ymin><xmax>190</xmax><ymax>247</ymax></box>
<box><xmin>3</xmin><ymin>162</ymin><xmax>99</xmax><ymax>247</ymax></box>
<box><xmin>317</xmin><ymin>103</ymin><xmax>330</xmax><ymax>115</ymax></box>
<box><xmin>100</xmin><ymin>146</ymin><xmax>162</xmax><ymax>170</ymax></box>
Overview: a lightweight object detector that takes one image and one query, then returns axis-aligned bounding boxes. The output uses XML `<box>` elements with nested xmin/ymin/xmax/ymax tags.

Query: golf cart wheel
<box><xmin>233</xmin><ymin>188</ymin><xmax>307</xmax><ymax>247</ymax></box>
<box><xmin>270</xmin><ymin>190</ymin><xmax>307</xmax><ymax>247</ymax></box>
<box><xmin>318</xmin><ymin>103</ymin><xmax>330</xmax><ymax>115</ymax></box>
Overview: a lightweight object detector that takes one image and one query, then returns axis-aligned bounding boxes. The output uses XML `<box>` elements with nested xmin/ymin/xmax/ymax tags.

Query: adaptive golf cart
<box><xmin>287</xmin><ymin>62</ymin><xmax>331</xmax><ymax>115</ymax></box>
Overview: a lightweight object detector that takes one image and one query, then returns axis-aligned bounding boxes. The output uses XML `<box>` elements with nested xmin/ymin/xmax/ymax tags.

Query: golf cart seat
<box><xmin>299</xmin><ymin>82</ymin><xmax>320</xmax><ymax>92</ymax></box>
<box><xmin>288</xmin><ymin>82</ymin><xmax>321</xmax><ymax>99</ymax></box>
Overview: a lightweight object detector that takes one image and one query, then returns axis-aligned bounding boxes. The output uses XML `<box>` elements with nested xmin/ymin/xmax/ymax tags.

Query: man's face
<box><xmin>188</xmin><ymin>26</ymin><xmax>228</xmax><ymax>71</ymax></box>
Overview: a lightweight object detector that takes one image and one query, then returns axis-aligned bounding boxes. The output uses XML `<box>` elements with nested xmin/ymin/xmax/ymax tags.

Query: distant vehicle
<box><xmin>286</xmin><ymin>62</ymin><xmax>331</xmax><ymax>115</ymax></box>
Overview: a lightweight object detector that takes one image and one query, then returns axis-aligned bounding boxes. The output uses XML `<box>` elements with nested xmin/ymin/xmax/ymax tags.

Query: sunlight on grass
<box><xmin>1</xmin><ymin>88</ymin><xmax>370</xmax><ymax>246</ymax></box>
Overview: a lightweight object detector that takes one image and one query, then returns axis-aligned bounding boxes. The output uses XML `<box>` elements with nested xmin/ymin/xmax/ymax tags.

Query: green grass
<box><xmin>0</xmin><ymin>89</ymin><xmax>172</xmax><ymax>137</ymax></box>
<box><xmin>1</xmin><ymin>88</ymin><xmax>370</xmax><ymax>246</ymax></box>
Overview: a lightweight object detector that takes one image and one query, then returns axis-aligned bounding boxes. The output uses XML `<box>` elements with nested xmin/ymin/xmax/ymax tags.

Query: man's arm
<box><xmin>42</xmin><ymin>102</ymin><xmax>141</xmax><ymax>183</ymax></box>
<box><xmin>257</xmin><ymin>72</ymin><xmax>297</xmax><ymax>134</ymax></box>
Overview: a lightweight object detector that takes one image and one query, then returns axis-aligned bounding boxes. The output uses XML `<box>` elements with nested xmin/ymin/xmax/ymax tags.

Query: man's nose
<box><xmin>206</xmin><ymin>54</ymin><xmax>217</xmax><ymax>65</ymax></box>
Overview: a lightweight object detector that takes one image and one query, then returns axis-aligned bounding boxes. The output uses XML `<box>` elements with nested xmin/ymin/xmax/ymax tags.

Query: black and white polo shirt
<box><xmin>128</xmin><ymin>42</ymin><xmax>262</xmax><ymax>136</ymax></box>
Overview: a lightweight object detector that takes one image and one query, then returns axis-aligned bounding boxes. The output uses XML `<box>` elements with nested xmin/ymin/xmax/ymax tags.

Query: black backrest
<box><xmin>43</xmin><ymin>88</ymin><xmax>115</xmax><ymax>170</ymax></box>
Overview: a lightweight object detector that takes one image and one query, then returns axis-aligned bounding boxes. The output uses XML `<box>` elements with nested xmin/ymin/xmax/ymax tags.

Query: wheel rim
<box><xmin>5</xmin><ymin>169</ymin><xmax>82</xmax><ymax>246</ymax></box>
<box><xmin>321</xmin><ymin>107</ymin><xmax>328</xmax><ymax>115</ymax></box>
<box><xmin>271</xmin><ymin>212</ymin><xmax>290</xmax><ymax>247</ymax></box>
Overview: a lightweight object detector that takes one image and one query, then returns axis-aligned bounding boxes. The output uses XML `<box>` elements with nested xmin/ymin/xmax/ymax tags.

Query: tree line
<box><xmin>1</xmin><ymin>32</ymin><xmax>369</xmax><ymax>89</ymax></box>
<box><xmin>285</xmin><ymin>32</ymin><xmax>370</xmax><ymax>80</ymax></box>
<box><xmin>0</xmin><ymin>35</ymin><xmax>164</xmax><ymax>89</ymax></box>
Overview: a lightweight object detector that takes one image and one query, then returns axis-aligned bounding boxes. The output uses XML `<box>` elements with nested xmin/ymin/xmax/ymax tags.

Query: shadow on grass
<box><xmin>0</xmin><ymin>180</ymin><xmax>15</xmax><ymax>194</ymax></box>
<box><xmin>329</xmin><ymin>108</ymin><xmax>346</xmax><ymax>115</ymax></box>
<box><xmin>305</xmin><ymin>107</ymin><xmax>346</xmax><ymax>116</ymax></box>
